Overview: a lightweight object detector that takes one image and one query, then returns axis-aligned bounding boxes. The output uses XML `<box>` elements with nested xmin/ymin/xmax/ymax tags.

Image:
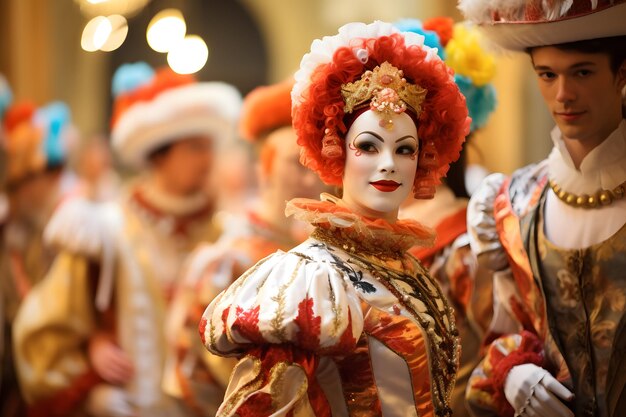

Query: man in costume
<box><xmin>12</xmin><ymin>62</ymin><xmax>241</xmax><ymax>417</ymax></box>
<box><xmin>396</xmin><ymin>17</ymin><xmax>498</xmax><ymax>417</ymax></box>
<box><xmin>0</xmin><ymin>91</ymin><xmax>76</xmax><ymax>417</ymax></box>
<box><xmin>459</xmin><ymin>1</ymin><xmax>626</xmax><ymax>416</ymax></box>
<box><xmin>200</xmin><ymin>21</ymin><xmax>470</xmax><ymax>416</ymax></box>
<box><xmin>163</xmin><ymin>78</ymin><xmax>326</xmax><ymax>416</ymax></box>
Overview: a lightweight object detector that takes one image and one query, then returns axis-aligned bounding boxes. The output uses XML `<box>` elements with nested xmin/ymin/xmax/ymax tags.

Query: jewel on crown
<box><xmin>341</xmin><ymin>62</ymin><xmax>427</xmax><ymax>129</ymax></box>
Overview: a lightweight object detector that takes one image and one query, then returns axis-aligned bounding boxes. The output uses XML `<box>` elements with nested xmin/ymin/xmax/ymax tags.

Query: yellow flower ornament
<box><xmin>445</xmin><ymin>24</ymin><xmax>496</xmax><ymax>87</ymax></box>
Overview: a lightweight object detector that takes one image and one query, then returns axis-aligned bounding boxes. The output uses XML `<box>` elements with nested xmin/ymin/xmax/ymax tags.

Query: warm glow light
<box><xmin>86</xmin><ymin>0</ymin><xmax>109</xmax><ymax>4</ymax></box>
<box><xmin>81</xmin><ymin>15</ymin><xmax>111</xmax><ymax>52</ymax></box>
<box><xmin>147</xmin><ymin>9</ymin><xmax>186</xmax><ymax>53</ymax></box>
<box><xmin>93</xmin><ymin>17</ymin><xmax>112</xmax><ymax>49</ymax></box>
<box><xmin>100</xmin><ymin>14</ymin><xmax>128</xmax><ymax>51</ymax></box>
<box><xmin>167</xmin><ymin>35</ymin><xmax>209</xmax><ymax>74</ymax></box>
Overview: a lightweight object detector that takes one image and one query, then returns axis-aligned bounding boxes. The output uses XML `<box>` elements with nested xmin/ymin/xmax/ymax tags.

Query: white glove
<box><xmin>504</xmin><ymin>364</ymin><xmax>574</xmax><ymax>417</ymax></box>
<box><xmin>86</xmin><ymin>384</ymin><xmax>137</xmax><ymax>417</ymax></box>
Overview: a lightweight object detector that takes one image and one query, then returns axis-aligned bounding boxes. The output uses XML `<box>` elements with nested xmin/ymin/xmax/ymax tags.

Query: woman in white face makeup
<box><xmin>200</xmin><ymin>21</ymin><xmax>470</xmax><ymax>417</ymax></box>
<box><xmin>343</xmin><ymin>110</ymin><xmax>419</xmax><ymax>222</ymax></box>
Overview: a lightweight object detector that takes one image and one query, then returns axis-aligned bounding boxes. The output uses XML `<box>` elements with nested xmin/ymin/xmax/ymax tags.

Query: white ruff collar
<box><xmin>548</xmin><ymin>119</ymin><xmax>626</xmax><ymax>193</ymax></box>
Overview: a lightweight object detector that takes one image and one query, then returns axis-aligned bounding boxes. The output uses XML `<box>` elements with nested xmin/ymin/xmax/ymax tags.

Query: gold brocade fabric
<box><xmin>203</xmin><ymin>197</ymin><xmax>459</xmax><ymax>416</ymax></box>
<box><xmin>537</xmin><ymin>207</ymin><xmax>626</xmax><ymax>417</ymax></box>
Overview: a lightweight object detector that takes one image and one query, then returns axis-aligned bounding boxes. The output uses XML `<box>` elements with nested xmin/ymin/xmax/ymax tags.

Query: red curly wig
<box><xmin>292</xmin><ymin>32</ymin><xmax>470</xmax><ymax>194</ymax></box>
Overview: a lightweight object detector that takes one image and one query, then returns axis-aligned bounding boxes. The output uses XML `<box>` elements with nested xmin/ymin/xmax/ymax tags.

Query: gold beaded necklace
<box><xmin>549</xmin><ymin>179</ymin><xmax>626</xmax><ymax>209</ymax></box>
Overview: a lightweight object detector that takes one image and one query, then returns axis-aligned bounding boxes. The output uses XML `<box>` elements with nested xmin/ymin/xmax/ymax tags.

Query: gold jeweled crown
<box><xmin>341</xmin><ymin>62</ymin><xmax>427</xmax><ymax>129</ymax></box>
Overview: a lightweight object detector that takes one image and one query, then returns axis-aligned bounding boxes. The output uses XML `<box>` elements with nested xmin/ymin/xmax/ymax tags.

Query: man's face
<box><xmin>531</xmin><ymin>46</ymin><xmax>626</xmax><ymax>144</ymax></box>
<box><xmin>153</xmin><ymin>135</ymin><xmax>213</xmax><ymax>196</ymax></box>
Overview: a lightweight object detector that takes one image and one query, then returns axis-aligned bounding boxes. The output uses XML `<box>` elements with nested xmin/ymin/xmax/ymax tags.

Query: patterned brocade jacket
<box><xmin>200</xmin><ymin>195</ymin><xmax>460</xmax><ymax>417</ymax></box>
<box><xmin>465</xmin><ymin>162</ymin><xmax>626</xmax><ymax>417</ymax></box>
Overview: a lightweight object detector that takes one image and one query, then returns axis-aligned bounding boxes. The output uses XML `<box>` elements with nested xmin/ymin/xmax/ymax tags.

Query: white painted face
<box><xmin>342</xmin><ymin>109</ymin><xmax>419</xmax><ymax>221</ymax></box>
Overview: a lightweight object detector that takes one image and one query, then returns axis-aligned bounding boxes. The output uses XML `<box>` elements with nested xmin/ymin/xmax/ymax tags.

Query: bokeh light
<box><xmin>167</xmin><ymin>35</ymin><xmax>209</xmax><ymax>74</ymax></box>
<box><xmin>147</xmin><ymin>9</ymin><xmax>186</xmax><ymax>53</ymax></box>
<box><xmin>100</xmin><ymin>14</ymin><xmax>128</xmax><ymax>51</ymax></box>
<box><xmin>81</xmin><ymin>15</ymin><xmax>112</xmax><ymax>52</ymax></box>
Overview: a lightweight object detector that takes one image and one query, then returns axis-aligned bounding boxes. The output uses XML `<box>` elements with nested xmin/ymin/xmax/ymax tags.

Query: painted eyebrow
<box><xmin>356</xmin><ymin>131</ymin><xmax>384</xmax><ymax>142</ymax></box>
<box><xmin>534</xmin><ymin>61</ymin><xmax>597</xmax><ymax>71</ymax></box>
<box><xmin>395</xmin><ymin>135</ymin><xmax>417</xmax><ymax>143</ymax></box>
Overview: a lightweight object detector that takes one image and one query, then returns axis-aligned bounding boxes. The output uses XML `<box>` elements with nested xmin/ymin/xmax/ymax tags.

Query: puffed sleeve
<box><xmin>13</xmin><ymin>252</ymin><xmax>102</xmax><ymax>416</ymax></box>
<box><xmin>465</xmin><ymin>174</ymin><xmax>547</xmax><ymax>417</ymax></box>
<box><xmin>199</xmin><ymin>249</ymin><xmax>364</xmax><ymax>417</ymax></box>
<box><xmin>13</xmin><ymin>197</ymin><xmax>121</xmax><ymax>416</ymax></box>
<box><xmin>467</xmin><ymin>173</ymin><xmax>508</xmax><ymax>272</ymax></box>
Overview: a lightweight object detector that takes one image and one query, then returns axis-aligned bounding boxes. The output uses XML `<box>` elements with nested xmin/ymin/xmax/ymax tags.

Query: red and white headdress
<box><xmin>111</xmin><ymin>67</ymin><xmax>242</xmax><ymax>168</ymax></box>
<box><xmin>459</xmin><ymin>0</ymin><xmax>626</xmax><ymax>51</ymax></box>
<box><xmin>291</xmin><ymin>21</ymin><xmax>470</xmax><ymax>198</ymax></box>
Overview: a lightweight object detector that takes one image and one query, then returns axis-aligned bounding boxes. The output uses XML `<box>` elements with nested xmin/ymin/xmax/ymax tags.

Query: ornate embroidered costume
<box><xmin>458</xmin><ymin>1</ymin><xmax>626</xmax><ymax>415</ymax></box>
<box><xmin>465</xmin><ymin>122</ymin><xmax>626</xmax><ymax>417</ymax></box>
<box><xmin>201</xmin><ymin>195</ymin><xmax>459</xmax><ymax>417</ymax></box>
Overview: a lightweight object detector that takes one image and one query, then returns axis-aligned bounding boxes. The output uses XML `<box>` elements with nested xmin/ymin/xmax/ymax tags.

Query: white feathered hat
<box><xmin>458</xmin><ymin>0</ymin><xmax>626</xmax><ymax>51</ymax></box>
<box><xmin>110</xmin><ymin>63</ymin><xmax>242</xmax><ymax>168</ymax></box>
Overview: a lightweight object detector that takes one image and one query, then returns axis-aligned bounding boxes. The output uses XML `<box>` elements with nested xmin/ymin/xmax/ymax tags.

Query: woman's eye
<box><xmin>396</xmin><ymin>145</ymin><xmax>416</xmax><ymax>155</ymax></box>
<box><xmin>355</xmin><ymin>141</ymin><xmax>377</xmax><ymax>153</ymax></box>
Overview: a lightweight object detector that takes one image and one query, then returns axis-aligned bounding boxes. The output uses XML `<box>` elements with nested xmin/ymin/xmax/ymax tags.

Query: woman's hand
<box><xmin>88</xmin><ymin>332</ymin><xmax>134</xmax><ymax>385</ymax></box>
<box><xmin>505</xmin><ymin>363</ymin><xmax>574</xmax><ymax>417</ymax></box>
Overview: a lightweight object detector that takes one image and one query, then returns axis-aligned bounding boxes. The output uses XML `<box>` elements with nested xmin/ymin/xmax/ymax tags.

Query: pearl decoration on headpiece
<box><xmin>354</xmin><ymin>48</ymin><xmax>369</xmax><ymax>64</ymax></box>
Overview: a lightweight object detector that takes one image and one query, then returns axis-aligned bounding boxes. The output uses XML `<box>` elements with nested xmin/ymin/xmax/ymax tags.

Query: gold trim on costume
<box><xmin>345</xmin><ymin>250</ymin><xmax>459</xmax><ymax>415</ymax></box>
<box><xmin>270</xmin><ymin>258</ymin><xmax>305</xmax><ymax>342</ymax></box>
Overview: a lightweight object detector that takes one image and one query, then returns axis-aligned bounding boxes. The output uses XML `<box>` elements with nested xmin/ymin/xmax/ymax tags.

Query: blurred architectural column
<box><xmin>0</xmin><ymin>0</ymin><xmax>53</xmax><ymax>103</ymax></box>
<box><xmin>0</xmin><ymin>0</ymin><xmax>109</xmax><ymax>137</ymax></box>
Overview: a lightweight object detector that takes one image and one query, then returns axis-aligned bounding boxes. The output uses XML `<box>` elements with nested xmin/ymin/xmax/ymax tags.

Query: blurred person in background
<box><xmin>163</xmin><ymin>78</ymin><xmax>327</xmax><ymax>416</ymax></box>
<box><xmin>0</xmin><ymin>75</ymin><xmax>77</xmax><ymax>417</ymax></box>
<box><xmin>209</xmin><ymin>139</ymin><xmax>256</xmax><ymax>220</ymax></box>
<box><xmin>395</xmin><ymin>16</ymin><xmax>498</xmax><ymax>417</ymax></box>
<box><xmin>460</xmin><ymin>1</ymin><xmax>626</xmax><ymax>416</ymax></box>
<box><xmin>12</xmin><ymin>62</ymin><xmax>241</xmax><ymax>417</ymax></box>
<box><xmin>72</xmin><ymin>135</ymin><xmax>121</xmax><ymax>202</ymax></box>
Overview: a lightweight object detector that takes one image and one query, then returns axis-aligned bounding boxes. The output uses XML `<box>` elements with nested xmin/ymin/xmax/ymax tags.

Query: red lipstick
<box><xmin>370</xmin><ymin>180</ymin><xmax>400</xmax><ymax>192</ymax></box>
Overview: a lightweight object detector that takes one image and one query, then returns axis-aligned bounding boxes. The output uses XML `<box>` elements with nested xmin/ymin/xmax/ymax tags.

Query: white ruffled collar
<box><xmin>548</xmin><ymin>120</ymin><xmax>626</xmax><ymax>193</ymax></box>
